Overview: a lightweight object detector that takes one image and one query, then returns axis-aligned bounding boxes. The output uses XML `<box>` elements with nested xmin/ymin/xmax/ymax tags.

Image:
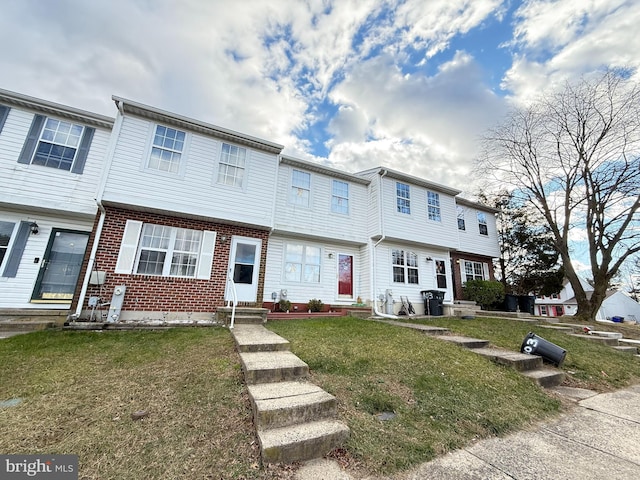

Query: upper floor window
<box><xmin>136</xmin><ymin>223</ymin><xmax>202</xmax><ymax>277</ymax></box>
<box><xmin>392</xmin><ymin>249</ymin><xmax>419</xmax><ymax>284</ymax></box>
<box><xmin>396</xmin><ymin>182</ymin><xmax>410</xmax><ymax>214</ymax></box>
<box><xmin>551</xmin><ymin>293</ymin><xmax>559</xmax><ymax>299</ymax></box>
<box><xmin>457</xmin><ymin>206</ymin><xmax>465</xmax><ymax>230</ymax></box>
<box><xmin>464</xmin><ymin>261</ymin><xmax>485</xmax><ymax>282</ymax></box>
<box><xmin>149</xmin><ymin>125</ymin><xmax>185</xmax><ymax>174</ymax></box>
<box><xmin>284</xmin><ymin>243</ymin><xmax>320</xmax><ymax>283</ymax></box>
<box><xmin>218</xmin><ymin>143</ymin><xmax>246</xmax><ymax>187</ymax></box>
<box><xmin>427</xmin><ymin>191</ymin><xmax>441</xmax><ymax>221</ymax></box>
<box><xmin>0</xmin><ymin>221</ymin><xmax>16</xmax><ymax>268</ymax></box>
<box><xmin>32</xmin><ymin>118</ymin><xmax>84</xmax><ymax>171</ymax></box>
<box><xmin>331</xmin><ymin>180</ymin><xmax>349</xmax><ymax>214</ymax></box>
<box><xmin>290</xmin><ymin>169</ymin><xmax>311</xmax><ymax>207</ymax></box>
<box><xmin>477</xmin><ymin>212</ymin><xmax>488</xmax><ymax>236</ymax></box>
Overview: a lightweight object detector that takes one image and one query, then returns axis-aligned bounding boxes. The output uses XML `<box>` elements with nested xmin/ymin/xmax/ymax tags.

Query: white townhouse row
<box><xmin>0</xmin><ymin>89</ymin><xmax>500</xmax><ymax>320</ymax></box>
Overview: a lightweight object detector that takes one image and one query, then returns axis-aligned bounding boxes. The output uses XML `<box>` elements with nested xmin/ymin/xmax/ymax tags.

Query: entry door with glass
<box><xmin>338</xmin><ymin>254</ymin><xmax>354</xmax><ymax>299</ymax></box>
<box><xmin>226</xmin><ymin>237</ymin><xmax>262</xmax><ymax>302</ymax></box>
<box><xmin>32</xmin><ymin>229</ymin><xmax>90</xmax><ymax>302</ymax></box>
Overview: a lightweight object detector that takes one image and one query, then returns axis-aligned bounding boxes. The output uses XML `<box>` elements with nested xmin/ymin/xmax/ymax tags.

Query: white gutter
<box><xmin>73</xmin><ymin>102</ymin><xmax>124</xmax><ymax>319</ymax></box>
<box><xmin>371</xmin><ymin>169</ymin><xmax>397</xmax><ymax>319</ymax></box>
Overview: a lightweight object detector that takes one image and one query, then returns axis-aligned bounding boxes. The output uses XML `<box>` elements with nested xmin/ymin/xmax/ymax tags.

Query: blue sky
<box><xmin>0</xmin><ymin>0</ymin><xmax>638</xmax><ymax>273</ymax></box>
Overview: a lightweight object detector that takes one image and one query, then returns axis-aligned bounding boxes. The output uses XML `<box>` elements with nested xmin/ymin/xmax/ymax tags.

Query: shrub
<box><xmin>307</xmin><ymin>298</ymin><xmax>324</xmax><ymax>312</ymax></box>
<box><xmin>463</xmin><ymin>280</ymin><xmax>505</xmax><ymax>310</ymax></box>
<box><xmin>278</xmin><ymin>299</ymin><xmax>291</xmax><ymax>312</ymax></box>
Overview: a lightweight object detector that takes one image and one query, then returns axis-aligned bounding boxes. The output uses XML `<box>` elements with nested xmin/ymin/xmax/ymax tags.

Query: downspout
<box><xmin>371</xmin><ymin>168</ymin><xmax>397</xmax><ymax>319</ymax></box>
<box><xmin>73</xmin><ymin>100</ymin><xmax>125</xmax><ymax>319</ymax></box>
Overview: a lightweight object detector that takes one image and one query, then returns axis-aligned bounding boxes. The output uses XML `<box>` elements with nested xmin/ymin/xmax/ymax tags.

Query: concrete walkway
<box><xmin>296</xmin><ymin>384</ymin><xmax>640</xmax><ymax>480</ymax></box>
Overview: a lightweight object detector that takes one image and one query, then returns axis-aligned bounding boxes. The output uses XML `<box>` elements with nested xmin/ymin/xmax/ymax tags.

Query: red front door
<box><xmin>338</xmin><ymin>254</ymin><xmax>353</xmax><ymax>297</ymax></box>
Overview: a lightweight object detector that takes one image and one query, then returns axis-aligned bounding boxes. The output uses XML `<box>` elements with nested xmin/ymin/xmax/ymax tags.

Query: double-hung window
<box><xmin>427</xmin><ymin>191</ymin><xmax>441</xmax><ymax>221</ymax></box>
<box><xmin>136</xmin><ymin>224</ymin><xmax>202</xmax><ymax>277</ymax></box>
<box><xmin>464</xmin><ymin>261</ymin><xmax>485</xmax><ymax>282</ymax></box>
<box><xmin>149</xmin><ymin>125</ymin><xmax>185</xmax><ymax>174</ymax></box>
<box><xmin>392</xmin><ymin>249</ymin><xmax>419</xmax><ymax>284</ymax></box>
<box><xmin>284</xmin><ymin>244</ymin><xmax>320</xmax><ymax>283</ymax></box>
<box><xmin>331</xmin><ymin>180</ymin><xmax>349</xmax><ymax>214</ymax></box>
<box><xmin>0</xmin><ymin>221</ymin><xmax>16</xmax><ymax>268</ymax></box>
<box><xmin>396</xmin><ymin>182</ymin><xmax>410</xmax><ymax>214</ymax></box>
<box><xmin>218</xmin><ymin>143</ymin><xmax>246</xmax><ymax>187</ymax></box>
<box><xmin>33</xmin><ymin>118</ymin><xmax>85</xmax><ymax>171</ymax></box>
<box><xmin>290</xmin><ymin>169</ymin><xmax>311</xmax><ymax>207</ymax></box>
<box><xmin>457</xmin><ymin>206</ymin><xmax>465</xmax><ymax>230</ymax></box>
<box><xmin>477</xmin><ymin>212</ymin><xmax>488</xmax><ymax>236</ymax></box>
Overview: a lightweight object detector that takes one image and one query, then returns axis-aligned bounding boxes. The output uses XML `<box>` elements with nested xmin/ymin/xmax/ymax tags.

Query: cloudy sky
<box><xmin>1</xmin><ymin>0</ymin><xmax>639</xmax><ymax>197</ymax></box>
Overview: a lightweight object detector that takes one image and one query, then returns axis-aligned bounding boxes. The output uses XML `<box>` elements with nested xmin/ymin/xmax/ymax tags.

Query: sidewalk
<box><xmin>296</xmin><ymin>384</ymin><xmax>640</xmax><ymax>479</ymax></box>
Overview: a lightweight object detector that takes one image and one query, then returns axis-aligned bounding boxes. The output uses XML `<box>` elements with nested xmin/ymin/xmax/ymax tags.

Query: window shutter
<box><xmin>0</xmin><ymin>105</ymin><xmax>9</xmax><ymax>134</ymax></box>
<box><xmin>2</xmin><ymin>221</ymin><xmax>30</xmax><ymax>278</ymax></box>
<box><xmin>18</xmin><ymin>114</ymin><xmax>45</xmax><ymax>165</ymax></box>
<box><xmin>459</xmin><ymin>261</ymin><xmax>466</xmax><ymax>284</ymax></box>
<box><xmin>71</xmin><ymin>126</ymin><xmax>94</xmax><ymax>174</ymax></box>
<box><xmin>196</xmin><ymin>230</ymin><xmax>216</xmax><ymax>280</ymax></box>
<box><xmin>114</xmin><ymin>220</ymin><xmax>143</xmax><ymax>274</ymax></box>
<box><xmin>482</xmin><ymin>263</ymin><xmax>490</xmax><ymax>280</ymax></box>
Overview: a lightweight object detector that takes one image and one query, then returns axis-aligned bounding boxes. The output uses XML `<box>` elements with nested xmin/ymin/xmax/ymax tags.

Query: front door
<box><xmin>226</xmin><ymin>236</ymin><xmax>262</xmax><ymax>302</ymax></box>
<box><xmin>32</xmin><ymin>229</ymin><xmax>90</xmax><ymax>302</ymax></box>
<box><xmin>338</xmin><ymin>254</ymin><xmax>353</xmax><ymax>299</ymax></box>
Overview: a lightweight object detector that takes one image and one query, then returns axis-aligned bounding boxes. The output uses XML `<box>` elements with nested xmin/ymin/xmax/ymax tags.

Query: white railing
<box><xmin>226</xmin><ymin>268</ymin><xmax>238</xmax><ymax>329</ymax></box>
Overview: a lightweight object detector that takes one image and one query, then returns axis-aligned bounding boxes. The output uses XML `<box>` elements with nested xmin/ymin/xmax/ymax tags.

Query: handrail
<box><xmin>226</xmin><ymin>267</ymin><xmax>238</xmax><ymax>329</ymax></box>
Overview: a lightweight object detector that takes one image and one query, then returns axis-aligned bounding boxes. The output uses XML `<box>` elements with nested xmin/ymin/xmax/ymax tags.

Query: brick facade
<box><xmin>450</xmin><ymin>252</ymin><xmax>496</xmax><ymax>300</ymax></box>
<box><xmin>71</xmin><ymin>206</ymin><xmax>269</xmax><ymax>319</ymax></box>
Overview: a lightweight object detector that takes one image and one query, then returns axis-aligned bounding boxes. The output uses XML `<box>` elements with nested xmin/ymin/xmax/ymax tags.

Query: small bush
<box><xmin>307</xmin><ymin>298</ymin><xmax>324</xmax><ymax>312</ymax></box>
<box><xmin>463</xmin><ymin>280</ymin><xmax>505</xmax><ymax>310</ymax></box>
<box><xmin>278</xmin><ymin>299</ymin><xmax>291</xmax><ymax>312</ymax></box>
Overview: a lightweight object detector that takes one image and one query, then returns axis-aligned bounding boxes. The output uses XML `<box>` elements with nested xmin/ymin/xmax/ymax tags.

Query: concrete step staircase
<box><xmin>233</xmin><ymin>324</ymin><xmax>349</xmax><ymax>464</ymax></box>
<box><xmin>375</xmin><ymin>319</ymin><xmax>565</xmax><ymax>388</ymax></box>
<box><xmin>216</xmin><ymin>307</ymin><xmax>268</xmax><ymax>326</ymax></box>
<box><xmin>0</xmin><ymin>309</ymin><xmax>67</xmax><ymax>336</ymax></box>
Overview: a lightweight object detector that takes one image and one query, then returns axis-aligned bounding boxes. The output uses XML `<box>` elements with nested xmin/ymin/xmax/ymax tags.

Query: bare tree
<box><xmin>478</xmin><ymin>71</ymin><xmax>640</xmax><ymax>320</ymax></box>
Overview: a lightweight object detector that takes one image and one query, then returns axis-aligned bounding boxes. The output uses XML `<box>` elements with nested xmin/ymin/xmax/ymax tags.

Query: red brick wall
<box><xmin>450</xmin><ymin>253</ymin><xmax>496</xmax><ymax>300</ymax></box>
<box><xmin>72</xmin><ymin>206</ymin><xmax>269</xmax><ymax>315</ymax></box>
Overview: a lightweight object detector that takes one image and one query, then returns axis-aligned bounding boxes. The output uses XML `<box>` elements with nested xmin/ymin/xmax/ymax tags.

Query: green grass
<box><xmin>267</xmin><ymin>317</ymin><xmax>563</xmax><ymax>475</ymax></box>
<box><xmin>0</xmin><ymin>328</ymin><xmax>287</xmax><ymax>480</ymax></box>
<box><xmin>410</xmin><ymin>316</ymin><xmax>640</xmax><ymax>391</ymax></box>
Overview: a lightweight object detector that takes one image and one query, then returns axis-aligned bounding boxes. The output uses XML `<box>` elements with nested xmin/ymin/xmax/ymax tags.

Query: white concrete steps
<box><xmin>248</xmin><ymin>381</ymin><xmax>338</xmax><ymax>429</ymax></box>
<box><xmin>239</xmin><ymin>351</ymin><xmax>309</xmax><ymax>384</ymax></box>
<box><xmin>258</xmin><ymin>420</ymin><xmax>350</xmax><ymax>464</ymax></box>
<box><xmin>232</xmin><ymin>324</ymin><xmax>349</xmax><ymax>464</ymax></box>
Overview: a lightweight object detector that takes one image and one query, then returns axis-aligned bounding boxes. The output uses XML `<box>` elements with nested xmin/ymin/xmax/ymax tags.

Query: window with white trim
<box><xmin>540</xmin><ymin>305</ymin><xmax>548</xmax><ymax>315</ymax></box>
<box><xmin>463</xmin><ymin>261</ymin><xmax>485</xmax><ymax>282</ymax></box>
<box><xmin>427</xmin><ymin>191</ymin><xmax>441</xmax><ymax>221</ymax></box>
<box><xmin>148</xmin><ymin>125</ymin><xmax>186</xmax><ymax>174</ymax></box>
<box><xmin>396</xmin><ymin>182</ymin><xmax>410</xmax><ymax>214</ymax></box>
<box><xmin>32</xmin><ymin>118</ymin><xmax>84</xmax><ymax>171</ymax></box>
<box><xmin>331</xmin><ymin>180</ymin><xmax>349</xmax><ymax>214</ymax></box>
<box><xmin>284</xmin><ymin>244</ymin><xmax>320</xmax><ymax>283</ymax></box>
<box><xmin>392</xmin><ymin>249</ymin><xmax>419</xmax><ymax>284</ymax></box>
<box><xmin>218</xmin><ymin>143</ymin><xmax>246</xmax><ymax>187</ymax></box>
<box><xmin>290</xmin><ymin>169</ymin><xmax>311</xmax><ymax>207</ymax></box>
<box><xmin>477</xmin><ymin>212</ymin><xmax>488</xmax><ymax>236</ymax></box>
<box><xmin>135</xmin><ymin>224</ymin><xmax>202</xmax><ymax>277</ymax></box>
<box><xmin>0</xmin><ymin>221</ymin><xmax>16</xmax><ymax>268</ymax></box>
<box><xmin>457</xmin><ymin>206</ymin><xmax>465</xmax><ymax>230</ymax></box>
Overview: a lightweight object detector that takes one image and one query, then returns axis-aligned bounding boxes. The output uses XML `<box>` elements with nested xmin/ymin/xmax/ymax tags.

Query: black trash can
<box><xmin>518</xmin><ymin>295</ymin><xmax>536</xmax><ymax>315</ymax></box>
<box><xmin>421</xmin><ymin>290</ymin><xmax>444</xmax><ymax>316</ymax></box>
<box><xmin>504</xmin><ymin>294</ymin><xmax>518</xmax><ymax>312</ymax></box>
<box><xmin>521</xmin><ymin>332</ymin><xmax>566</xmax><ymax>366</ymax></box>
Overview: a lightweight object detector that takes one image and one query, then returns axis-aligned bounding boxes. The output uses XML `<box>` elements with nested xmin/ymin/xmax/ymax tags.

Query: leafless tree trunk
<box><xmin>478</xmin><ymin>71</ymin><xmax>640</xmax><ymax>320</ymax></box>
